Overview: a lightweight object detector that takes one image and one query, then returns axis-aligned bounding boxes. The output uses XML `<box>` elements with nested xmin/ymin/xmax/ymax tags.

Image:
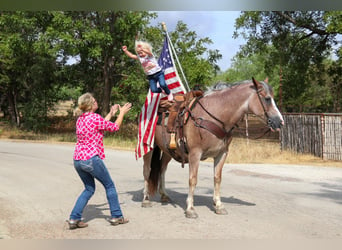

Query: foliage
<box><xmin>0</xmin><ymin>11</ymin><xmax>63</xmax><ymax>131</ymax></box>
<box><xmin>51</xmin><ymin>11</ymin><xmax>156</xmax><ymax>117</ymax></box>
<box><xmin>0</xmin><ymin>11</ymin><xmax>221</xmax><ymax>132</ymax></box>
<box><xmin>233</xmin><ymin>11</ymin><xmax>342</xmax><ymax>112</ymax></box>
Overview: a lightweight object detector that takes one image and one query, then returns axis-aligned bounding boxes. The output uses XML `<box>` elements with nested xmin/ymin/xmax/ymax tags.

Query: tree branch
<box><xmin>275</xmin><ymin>11</ymin><xmax>338</xmax><ymax>36</ymax></box>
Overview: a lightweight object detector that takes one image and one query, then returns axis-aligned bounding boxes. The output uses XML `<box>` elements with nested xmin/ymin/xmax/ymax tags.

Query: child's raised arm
<box><xmin>122</xmin><ymin>46</ymin><xmax>138</xmax><ymax>60</ymax></box>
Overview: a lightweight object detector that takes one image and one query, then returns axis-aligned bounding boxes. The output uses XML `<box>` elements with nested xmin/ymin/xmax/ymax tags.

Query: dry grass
<box><xmin>227</xmin><ymin>138</ymin><xmax>342</xmax><ymax>167</ymax></box>
<box><xmin>0</xmin><ymin>121</ymin><xmax>75</xmax><ymax>142</ymax></box>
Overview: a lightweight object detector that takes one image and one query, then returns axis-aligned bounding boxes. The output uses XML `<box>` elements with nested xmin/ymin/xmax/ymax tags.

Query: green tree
<box><xmin>233</xmin><ymin>11</ymin><xmax>342</xmax><ymax>112</ymax></box>
<box><xmin>0</xmin><ymin>11</ymin><xmax>223</xmax><ymax>132</ymax></box>
<box><xmin>0</xmin><ymin>11</ymin><xmax>62</xmax><ymax>130</ymax></box>
<box><xmin>52</xmin><ymin>11</ymin><xmax>155</xmax><ymax>118</ymax></box>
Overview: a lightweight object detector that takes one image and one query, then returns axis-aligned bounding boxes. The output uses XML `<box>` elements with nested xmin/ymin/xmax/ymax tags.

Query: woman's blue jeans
<box><xmin>148</xmin><ymin>71</ymin><xmax>171</xmax><ymax>95</ymax></box>
<box><xmin>70</xmin><ymin>155</ymin><xmax>123</xmax><ymax>220</ymax></box>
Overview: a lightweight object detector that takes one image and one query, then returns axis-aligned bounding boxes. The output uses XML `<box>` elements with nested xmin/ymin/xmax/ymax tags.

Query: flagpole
<box><xmin>162</xmin><ymin>22</ymin><xmax>190</xmax><ymax>92</ymax></box>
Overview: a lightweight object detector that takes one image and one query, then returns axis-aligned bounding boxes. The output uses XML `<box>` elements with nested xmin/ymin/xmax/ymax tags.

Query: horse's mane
<box><xmin>204</xmin><ymin>80</ymin><xmax>251</xmax><ymax>96</ymax></box>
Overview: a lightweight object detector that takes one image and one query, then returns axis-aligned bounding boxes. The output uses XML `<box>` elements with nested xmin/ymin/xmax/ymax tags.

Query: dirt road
<box><xmin>0</xmin><ymin>140</ymin><xmax>342</xmax><ymax>239</ymax></box>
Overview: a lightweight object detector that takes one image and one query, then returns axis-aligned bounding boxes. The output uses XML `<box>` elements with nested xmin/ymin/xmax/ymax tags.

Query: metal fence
<box><xmin>280</xmin><ymin>113</ymin><xmax>342</xmax><ymax>161</ymax></box>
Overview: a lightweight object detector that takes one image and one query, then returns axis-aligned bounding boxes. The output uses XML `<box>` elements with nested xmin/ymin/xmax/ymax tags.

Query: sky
<box><xmin>149</xmin><ymin>11</ymin><xmax>247</xmax><ymax>71</ymax></box>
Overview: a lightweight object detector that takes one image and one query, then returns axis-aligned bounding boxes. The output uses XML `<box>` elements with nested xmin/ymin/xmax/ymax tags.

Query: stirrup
<box><xmin>169</xmin><ymin>133</ymin><xmax>176</xmax><ymax>149</ymax></box>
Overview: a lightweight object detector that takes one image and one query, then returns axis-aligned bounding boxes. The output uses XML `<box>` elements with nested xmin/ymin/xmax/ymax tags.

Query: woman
<box><xmin>67</xmin><ymin>93</ymin><xmax>132</xmax><ymax>229</ymax></box>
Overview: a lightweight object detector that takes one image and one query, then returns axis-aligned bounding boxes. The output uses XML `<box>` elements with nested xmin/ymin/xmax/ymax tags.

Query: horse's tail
<box><xmin>148</xmin><ymin>145</ymin><xmax>162</xmax><ymax>196</ymax></box>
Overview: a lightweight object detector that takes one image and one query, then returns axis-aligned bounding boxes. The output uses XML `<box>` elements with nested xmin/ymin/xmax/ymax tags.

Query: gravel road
<box><xmin>0</xmin><ymin>140</ymin><xmax>342</xmax><ymax>239</ymax></box>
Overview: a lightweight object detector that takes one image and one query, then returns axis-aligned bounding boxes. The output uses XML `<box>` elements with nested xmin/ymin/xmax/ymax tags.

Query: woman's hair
<box><xmin>74</xmin><ymin>92</ymin><xmax>94</xmax><ymax>116</ymax></box>
<box><xmin>135</xmin><ymin>40</ymin><xmax>152</xmax><ymax>53</ymax></box>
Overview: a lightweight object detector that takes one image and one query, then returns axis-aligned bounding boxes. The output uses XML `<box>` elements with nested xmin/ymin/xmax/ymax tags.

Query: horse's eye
<box><xmin>264</xmin><ymin>96</ymin><xmax>272</xmax><ymax>104</ymax></box>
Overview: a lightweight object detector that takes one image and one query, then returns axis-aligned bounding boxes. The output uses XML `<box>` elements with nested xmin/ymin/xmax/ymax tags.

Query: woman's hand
<box><xmin>113</xmin><ymin>102</ymin><xmax>132</xmax><ymax>127</ymax></box>
<box><xmin>104</xmin><ymin>104</ymin><xmax>120</xmax><ymax>121</ymax></box>
<box><xmin>119</xmin><ymin>102</ymin><xmax>132</xmax><ymax>115</ymax></box>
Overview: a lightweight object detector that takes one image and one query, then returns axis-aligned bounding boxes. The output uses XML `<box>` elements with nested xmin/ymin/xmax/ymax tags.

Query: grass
<box><xmin>227</xmin><ymin>138</ymin><xmax>342</xmax><ymax>167</ymax></box>
<box><xmin>1</xmin><ymin>118</ymin><xmax>341</xmax><ymax>168</ymax></box>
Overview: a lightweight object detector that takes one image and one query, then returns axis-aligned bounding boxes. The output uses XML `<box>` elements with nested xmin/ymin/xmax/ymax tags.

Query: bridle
<box><xmin>252</xmin><ymin>80</ymin><xmax>271</xmax><ymax>124</ymax></box>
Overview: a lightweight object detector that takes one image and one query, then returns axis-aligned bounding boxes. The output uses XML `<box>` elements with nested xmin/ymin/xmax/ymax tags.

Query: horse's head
<box><xmin>249</xmin><ymin>77</ymin><xmax>284</xmax><ymax>131</ymax></box>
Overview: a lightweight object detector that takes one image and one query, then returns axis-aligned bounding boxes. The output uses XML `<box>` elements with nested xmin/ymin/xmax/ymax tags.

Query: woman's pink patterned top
<box><xmin>73</xmin><ymin>112</ymin><xmax>119</xmax><ymax>160</ymax></box>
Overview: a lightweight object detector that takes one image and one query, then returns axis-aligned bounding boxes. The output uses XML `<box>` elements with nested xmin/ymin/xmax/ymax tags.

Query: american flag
<box><xmin>135</xmin><ymin>37</ymin><xmax>186</xmax><ymax>159</ymax></box>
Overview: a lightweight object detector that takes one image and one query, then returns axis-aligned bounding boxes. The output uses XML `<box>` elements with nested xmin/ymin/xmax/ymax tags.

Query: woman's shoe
<box><xmin>67</xmin><ymin>219</ymin><xmax>88</xmax><ymax>230</ymax></box>
<box><xmin>108</xmin><ymin>217</ymin><xmax>129</xmax><ymax>226</ymax></box>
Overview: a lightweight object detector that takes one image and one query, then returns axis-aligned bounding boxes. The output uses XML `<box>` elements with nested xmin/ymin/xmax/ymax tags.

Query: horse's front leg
<box><xmin>142</xmin><ymin>151</ymin><xmax>153</xmax><ymax>207</ymax></box>
<box><xmin>159</xmin><ymin>153</ymin><xmax>172</xmax><ymax>203</ymax></box>
<box><xmin>186</xmin><ymin>150</ymin><xmax>201</xmax><ymax>219</ymax></box>
<box><xmin>213</xmin><ymin>151</ymin><xmax>229</xmax><ymax>215</ymax></box>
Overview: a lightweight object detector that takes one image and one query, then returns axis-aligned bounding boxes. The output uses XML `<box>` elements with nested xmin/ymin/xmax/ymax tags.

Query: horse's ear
<box><xmin>252</xmin><ymin>77</ymin><xmax>261</xmax><ymax>90</ymax></box>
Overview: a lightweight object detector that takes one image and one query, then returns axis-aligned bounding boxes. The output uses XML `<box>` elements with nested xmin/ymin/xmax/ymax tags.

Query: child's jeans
<box><xmin>147</xmin><ymin>71</ymin><xmax>171</xmax><ymax>95</ymax></box>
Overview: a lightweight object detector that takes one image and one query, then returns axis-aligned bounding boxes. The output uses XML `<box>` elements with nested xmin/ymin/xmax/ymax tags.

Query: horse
<box><xmin>142</xmin><ymin>77</ymin><xmax>284</xmax><ymax>218</ymax></box>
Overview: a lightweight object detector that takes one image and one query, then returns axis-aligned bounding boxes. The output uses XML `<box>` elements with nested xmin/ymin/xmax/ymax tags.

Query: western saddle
<box><xmin>158</xmin><ymin>90</ymin><xmax>204</xmax><ymax>149</ymax></box>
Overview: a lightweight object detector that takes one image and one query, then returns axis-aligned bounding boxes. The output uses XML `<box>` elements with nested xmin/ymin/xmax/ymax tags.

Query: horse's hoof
<box><xmin>185</xmin><ymin>209</ymin><xmax>198</xmax><ymax>219</ymax></box>
<box><xmin>160</xmin><ymin>195</ymin><xmax>171</xmax><ymax>203</ymax></box>
<box><xmin>141</xmin><ymin>200</ymin><xmax>152</xmax><ymax>208</ymax></box>
<box><xmin>215</xmin><ymin>207</ymin><xmax>228</xmax><ymax>215</ymax></box>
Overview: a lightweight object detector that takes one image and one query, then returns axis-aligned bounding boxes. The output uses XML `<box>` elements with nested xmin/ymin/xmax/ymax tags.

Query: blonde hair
<box><xmin>135</xmin><ymin>40</ymin><xmax>153</xmax><ymax>54</ymax></box>
<box><xmin>74</xmin><ymin>92</ymin><xmax>94</xmax><ymax>116</ymax></box>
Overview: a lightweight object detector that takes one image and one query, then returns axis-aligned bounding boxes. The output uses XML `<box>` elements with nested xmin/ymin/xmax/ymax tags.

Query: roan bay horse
<box><xmin>142</xmin><ymin>77</ymin><xmax>284</xmax><ymax>218</ymax></box>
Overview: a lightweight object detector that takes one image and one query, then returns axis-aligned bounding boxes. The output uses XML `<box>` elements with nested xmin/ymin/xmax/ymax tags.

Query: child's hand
<box><xmin>122</xmin><ymin>46</ymin><xmax>127</xmax><ymax>51</ymax></box>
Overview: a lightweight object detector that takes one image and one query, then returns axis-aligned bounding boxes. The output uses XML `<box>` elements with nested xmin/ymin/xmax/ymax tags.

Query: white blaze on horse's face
<box><xmin>265</xmin><ymin>87</ymin><xmax>284</xmax><ymax>131</ymax></box>
<box><xmin>263</xmin><ymin>96</ymin><xmax>284</xmax><ymax>132</ymax></box>
<box><xmin>270</xmin><ymin>98</ymin><xmax>284</xmax><ymax>129</ymax></box>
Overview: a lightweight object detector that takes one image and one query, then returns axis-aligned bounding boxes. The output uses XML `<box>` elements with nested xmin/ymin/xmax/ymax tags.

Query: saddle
<box><xmin>158</xmin><ymin>90</ymin><xmax>203</xmax><ymax>153</ymax></box>
<box><xmin>159</xmin><ymin>90</ymin><xmax>203</xmax><ymax>132</ymax></box>
<box><xmin>155</xmin><ymin>90</ymin><xmax>203</xmax><ymax>167</ymax></box>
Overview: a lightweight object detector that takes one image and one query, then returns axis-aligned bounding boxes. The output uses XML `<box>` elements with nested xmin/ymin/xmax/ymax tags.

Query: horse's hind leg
<box><xmin>159</xmin><ymin>153</ymin><xmax>172</xmax><ymax>203</ymax></box>
<box><xmin>142</xmin><ymin>151</ymin><xmax>153</xmax><ymax>207</ymax></box>
<box><xmin>213</xmin><ymin>151</ymin><xmax>228</xmax><ymax>215</ymax></box>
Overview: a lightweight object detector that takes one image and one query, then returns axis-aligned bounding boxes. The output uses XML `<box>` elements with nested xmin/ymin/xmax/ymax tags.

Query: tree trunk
<box><xmin>7</xmin><ymin>90</ymin><xmax>20</xmax><ymax>127</ymax></box>
<box><xmin>101</xmin><ymin>56</ymin><xmax>112</xmax><ymax>116</ymax></box>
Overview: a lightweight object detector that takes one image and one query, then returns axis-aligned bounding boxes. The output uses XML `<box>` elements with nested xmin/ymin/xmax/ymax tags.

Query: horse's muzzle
<box><xmin>268</xmin><ymin>116</ymin><xmax>284</xmax><ymax>132</ymax></box>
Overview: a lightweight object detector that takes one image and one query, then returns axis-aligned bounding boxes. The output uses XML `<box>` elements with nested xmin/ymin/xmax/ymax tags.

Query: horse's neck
<box><xmin>203</xmin><ymin>85</ymin><xmax>252</xmax><ymax>128</ymax></box>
